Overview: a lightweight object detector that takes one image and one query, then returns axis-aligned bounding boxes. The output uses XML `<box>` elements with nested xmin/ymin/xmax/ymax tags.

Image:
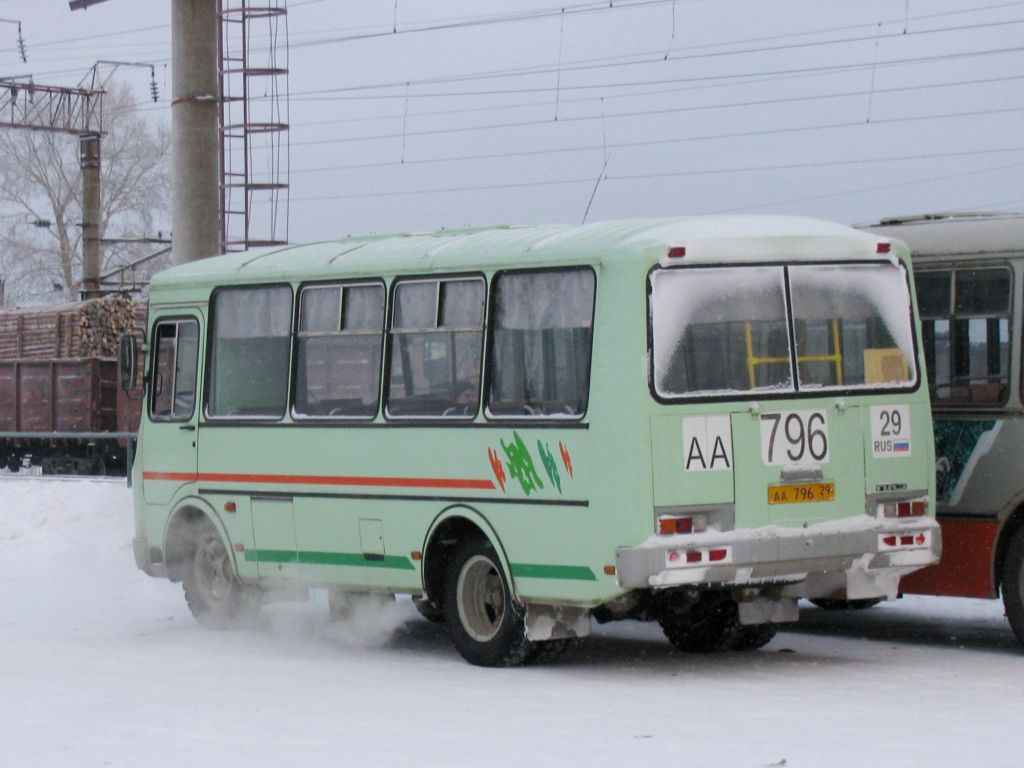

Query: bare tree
<box><xmin>0</xmin><ymin>82</ymin><xmax>170</xmax><ymax>304</ymax></box>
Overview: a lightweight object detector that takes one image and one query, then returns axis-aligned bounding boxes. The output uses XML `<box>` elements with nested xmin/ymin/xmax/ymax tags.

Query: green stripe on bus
<box><xmin>510</xmin><ymin>563</ymin><xmax>597</xmax><ymax>581</ymax></box>
<box><xmin>244</xmin><ymin>549</ymin><xmax>416</xmax><ymax>571</ymax></box>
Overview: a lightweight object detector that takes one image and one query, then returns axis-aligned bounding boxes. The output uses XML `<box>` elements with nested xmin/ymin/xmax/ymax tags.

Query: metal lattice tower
<box><xmin>218</xmin><ymin>0</ymin><xmax>289</xmax><ymax>252</ymax></box>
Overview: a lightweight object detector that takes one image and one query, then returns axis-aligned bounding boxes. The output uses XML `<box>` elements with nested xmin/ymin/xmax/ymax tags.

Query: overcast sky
<box><xmin>0</xmin><ymin>0</ymin><xmax>1021</xmax><ymax>245</ymax></box>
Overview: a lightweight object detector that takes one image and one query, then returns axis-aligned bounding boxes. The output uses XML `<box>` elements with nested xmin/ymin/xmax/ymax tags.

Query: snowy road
<box><xmin>2</xmin><ymin>478</ymin><xmax>1022</xmax><ymax>767</ymax></box>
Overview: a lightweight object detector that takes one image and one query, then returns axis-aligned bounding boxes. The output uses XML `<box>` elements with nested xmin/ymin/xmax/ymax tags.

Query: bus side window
<box><xmin>207</xmin><ymin>285</ymin><xmax>293</xmax><ymax>418</ymax></box>
<box><xmin>386</xmin><ymin>276</ymin><xmax>485</xmax><ymax>418</ymax></box>
<box><xmin>916</xmin><ymin>268</ymin><xmax>1010</xmax><ymax>405</ymax></box>
<box><xmin>486</xmin><ymin>268</ymin><xmax>595</xmax><ymax>418</ymax></box>
<box><xmin>294</xmin><ymin>282</ymin><xmax>385</xmax><ymax>418</ymax></box>
<box><xmin>150</xmin><ymin>319</ymin><xmax>199</xmax><ymax>421</ymax></box>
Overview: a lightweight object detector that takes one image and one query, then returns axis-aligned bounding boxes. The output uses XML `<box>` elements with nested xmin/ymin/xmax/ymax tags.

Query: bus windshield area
<box><xmin>650</xmin><ymin>262</ymin><xmax>917</xmax><ymax>399</ymax></box>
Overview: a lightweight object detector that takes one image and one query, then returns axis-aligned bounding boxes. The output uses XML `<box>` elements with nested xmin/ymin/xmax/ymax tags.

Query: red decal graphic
<box><xmin>488</xmin><ymin>447</ymin><xmax>507</xmax><ymax>493</ymax></box>
<box><xmin>559</xmin><ymin>441</ymin><xmax>574</xmax><ymax>478</ymax></box>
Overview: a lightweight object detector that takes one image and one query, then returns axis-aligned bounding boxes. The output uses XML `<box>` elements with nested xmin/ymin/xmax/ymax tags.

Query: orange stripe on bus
<box><xmin>142</xmin><ymin>470</ymin><xmax>495</xmax><ymax>491</ymax></box>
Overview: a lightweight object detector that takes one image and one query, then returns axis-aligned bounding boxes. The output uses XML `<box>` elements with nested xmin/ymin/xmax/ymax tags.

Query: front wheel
<box><xmin>1001</xmin><ymin>528</ymin><xmax>1024</xmax><ymax>647</ymax></box>
<box><xmin>183</xmin><ymin>518</ymin><xmax>261</xmax><ymax>629</ymax></box>
<box><xmin>443</xmin><ymin>538</ymin><xmax>532</xmax><ymax>667</ymax></box>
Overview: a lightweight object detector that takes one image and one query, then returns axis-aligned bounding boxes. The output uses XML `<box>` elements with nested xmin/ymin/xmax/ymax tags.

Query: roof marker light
<box><xmin>877</xmin><ymin>242</ymin><xmax>891</xmax><ymax>254</ymax></box>
<box><xmin>667</xmin><ymin>246</ymin><xmax>686</xmax><ymax>259</ymax></box>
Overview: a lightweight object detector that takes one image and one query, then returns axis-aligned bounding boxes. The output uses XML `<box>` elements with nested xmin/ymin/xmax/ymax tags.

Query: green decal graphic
<box><xmin>934</xmin><ymin>419</ymin><xmax>996</xmax><ymax>503</ymax></box>
<box><xmin>537</xmin><ymin>440</ymin><xmax>562</xmax><ymax>494</ymax></box>
<box><xmin>501</xmin><ymin>431</ymin><xmax>544</xmax><ymax>496</ymax></box>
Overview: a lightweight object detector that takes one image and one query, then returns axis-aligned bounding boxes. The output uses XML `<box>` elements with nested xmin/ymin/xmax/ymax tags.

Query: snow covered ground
<box><xmin>2</xmin><ymin>477</ymin><xmax>1022</xmax><ymax>768</ymax></box>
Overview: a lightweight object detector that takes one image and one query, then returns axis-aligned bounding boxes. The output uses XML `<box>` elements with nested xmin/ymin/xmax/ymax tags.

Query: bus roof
<box><xmin>861</xmin><ymin>212</ymin><xmax>1024</xmax><ymax>258</ymax></box>
<box><xmin>151</xmin><ymin>215</ymin><xmax>893</xmax><ymax>292</ymax></box>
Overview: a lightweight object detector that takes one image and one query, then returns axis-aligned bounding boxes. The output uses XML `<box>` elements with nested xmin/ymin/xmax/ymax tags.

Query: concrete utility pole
<box><xmin>79</xmin><ymin>132</ymin><xmax>101</xmax><ymax>295</ymax></box>
<box><xmin>171</xmin><ymin>0</ymin><xmax>220</xmax><ymax>265</ymax></box>
<box><xmin>0</xmin><ymin>80</ymin><xmax>105</xmax><ymax>294</ymax></box>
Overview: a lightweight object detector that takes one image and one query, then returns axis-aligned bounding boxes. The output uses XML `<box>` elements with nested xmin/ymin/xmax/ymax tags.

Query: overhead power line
<box><xmin>287</xmin><ymin>72</ymin><xmax>1024</xmax><ymax>148</ymax></box>
<box><xmin>283</xmin><ymin>17</ymin><xmax>1024</xmax><ymax>98</ymax></box>
<box><xmin>290</xmin><ymin>139</ymin><xmax>1024</xmax><ymax>203</ymax></box>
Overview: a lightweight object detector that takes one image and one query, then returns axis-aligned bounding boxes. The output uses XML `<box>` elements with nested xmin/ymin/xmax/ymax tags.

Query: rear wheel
<box><xmin>1000</xmin><ymin>528</ymin><xmax>1024</xmax><ymax>647</ymax></box>
<box><xmin>658</xmin><ymin>592</ymin><xmax>743</xmax><ymax>653</ymax></box>
<box><xmin>730</xmin><ymin>622</ymin><xmax>777</xmax><ymax>651</ymax></box>
<box><xmin>444</xmin><ymin>538</ymin><xmax>532</xmax><ymax>667</ymax></box>
<box><xmin>183</xmin><ymin>518</ymin><xmax>261</xmax><ymax>629</ymax></box>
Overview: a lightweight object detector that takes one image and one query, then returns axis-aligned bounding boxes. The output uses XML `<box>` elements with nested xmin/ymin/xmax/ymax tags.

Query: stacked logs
<box><xmin>0</xmin><ymin>296</ymin><xmax>142</xmax><ymax>361</ymax></box>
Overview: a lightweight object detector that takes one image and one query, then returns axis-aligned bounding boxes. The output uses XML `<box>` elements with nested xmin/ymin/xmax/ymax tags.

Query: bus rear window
<box><xmin>486</xmin><ymin>268</ymin><xmax>595</xmax><ymax>418</ymax></box>
<box><xmin>651</xmin><ymin>266</ymin><xmax>792</xmax><ymax>398</ymax></box>
<box><xmin>207</xmin><ymin>285</ymin><xmax>292</xmax><ymax>418</ymax></box>
<box><xmin>650</xmin><ymin>262</ymin><xmax>918</xmax><ymax>399</ymax></box>
<box><xmin>788</xmin><ymin>263</ymin><xmax>916</xmax><ymax>390</ymax></box>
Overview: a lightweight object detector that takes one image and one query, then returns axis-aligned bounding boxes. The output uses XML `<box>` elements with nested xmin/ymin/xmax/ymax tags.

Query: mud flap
<box><xmin>737</xmin><ymin>597</ymin><xmax>798</xmax><ymax>625</ymax></box>
<box><xmin>525</xmin><ymin>604</ymin><xmax>592</xmax><ymax>641</ymax></box>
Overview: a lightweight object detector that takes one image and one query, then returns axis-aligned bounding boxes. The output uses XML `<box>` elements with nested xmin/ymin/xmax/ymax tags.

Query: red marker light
<box><xmin>667</xmin><ymin>246</ymin><xmax>686</xmax><ymax>259</ymax></box>
<box><xmin>877</xmin><ymin>242</ymin><xmax>891</xmax><ymax>254</ymax></box>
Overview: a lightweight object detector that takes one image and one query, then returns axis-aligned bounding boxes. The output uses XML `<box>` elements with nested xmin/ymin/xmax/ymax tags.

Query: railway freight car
<box><xmin>0</xmin><ymin>296</ymin><xmax>144</xmax><ymax>474</ymax></box>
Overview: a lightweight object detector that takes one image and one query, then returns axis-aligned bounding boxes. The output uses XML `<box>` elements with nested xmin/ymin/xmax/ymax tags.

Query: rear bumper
<box><xmin>615</xmin><ymin>516</ymin><xmax>941</xmax><ymax>600</ymax></box>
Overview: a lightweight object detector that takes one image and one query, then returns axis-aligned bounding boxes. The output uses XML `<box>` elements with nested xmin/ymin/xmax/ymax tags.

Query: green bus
<box><xmin>125</xmin><ymin>215</ymin><xmax>940</xmax><ymax>666</ymax></box>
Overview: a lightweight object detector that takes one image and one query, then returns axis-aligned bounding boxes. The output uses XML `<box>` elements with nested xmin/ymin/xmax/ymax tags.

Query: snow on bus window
<box><xmin>487</xmin><ymin>268</ymin><xmax>595</xmax><ymax>418</ymax></box>
<box><xmin>651</xmin><ymin>266</ymin><xmax>792</xmax><ymax>398</ymax></box>
<box><xmin>788</xmin><ymin>263</ymin><xmax>917</xmax><ymax>390</ymax></box>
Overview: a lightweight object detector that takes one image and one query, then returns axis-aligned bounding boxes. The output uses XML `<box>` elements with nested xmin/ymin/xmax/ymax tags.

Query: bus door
<box><xmin>142</xmin><ymin>313</ymin><xmax>202</xmax><ymax>505</ymax></box>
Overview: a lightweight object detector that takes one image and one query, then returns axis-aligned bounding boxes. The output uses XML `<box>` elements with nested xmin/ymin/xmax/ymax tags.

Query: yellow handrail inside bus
<box><xmin>745</xmin><ymin>320</ymin><xmax>843</xmax><ymax>388</ymax></box>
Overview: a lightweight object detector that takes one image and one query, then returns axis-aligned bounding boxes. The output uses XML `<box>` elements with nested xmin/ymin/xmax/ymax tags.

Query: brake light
<box><xmin>879</xmin><ymin>498</ymin><xmax>928</xmax><ymax>518</ymax></box>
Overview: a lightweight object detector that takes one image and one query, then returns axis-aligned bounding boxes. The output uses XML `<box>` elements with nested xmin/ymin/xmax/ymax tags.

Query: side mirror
<box><xmin>119</xmin><ymin>330</ymin><xmax>142</xmax><ymax>393</ymax></box>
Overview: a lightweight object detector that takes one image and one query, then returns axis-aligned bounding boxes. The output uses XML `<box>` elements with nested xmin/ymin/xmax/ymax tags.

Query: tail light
<box><xmin>658</xmin><ymin>513</ymin><xmax>707</xmax><ymax>536</ymax></box>
<box><xmin>878</xmin><ymin>498</ymin><xmax>928</xmax><ymax>519</ymax></box>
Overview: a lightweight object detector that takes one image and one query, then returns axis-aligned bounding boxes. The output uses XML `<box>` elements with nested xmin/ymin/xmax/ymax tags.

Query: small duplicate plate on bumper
<box><xmin>767</xmin><ymin>481</ymin><xmax>835</xmax><ymax>505</ymax></box>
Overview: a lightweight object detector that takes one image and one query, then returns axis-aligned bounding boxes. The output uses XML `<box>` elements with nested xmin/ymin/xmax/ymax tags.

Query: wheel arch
<box><xmin>420</xmin><ymin>505</ymin><xmax>515</xmax><ymax>610</ymax></box>
<box><xmin>162</xmin><ymin>497</ymin><xmax>233</xmax><ymax>583</ymax></box>
<box><xmin>994</xmin><ymin>504</ymin><xmax>1024</xmax><ymax>593</ymax></box>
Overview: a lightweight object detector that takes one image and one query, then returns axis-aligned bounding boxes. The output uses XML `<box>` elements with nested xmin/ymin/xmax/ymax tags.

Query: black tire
<box><xmin>731</xmin><ymin>622</ymin><xmax>777</xmax><ymax>651</ymax></box>
<box><xmin>443</xmin><ymin>537</ymin><xmax>532</xmax><ymax>667</ymax></box>
<box><xmin>1001</xmin><ymin>528</ymin><xmax>1024</xmax><ymax>647</ymax></box>
<box><xmin>183</xmin><ymin>518</ymin><xmax>261</xmax><ymax>629</ymax></box>
<box><xmin>658</xmin><ymin>592</ymin><xmax>743</xmax><ymax>653</ymax></box>
<box><xmin>810</xmin><ymin>598</ymin><xmax>883</xmax><ymax>611</ymax></box>
<box><xmin>526</xmin><ymin>639</ymin><xmax>573</xmax><ymax>664</ymax></box>
<box><xmin>412</xmin><ymin>596</ymin><xmax>445</xmax><ymax>624</ymax></box>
